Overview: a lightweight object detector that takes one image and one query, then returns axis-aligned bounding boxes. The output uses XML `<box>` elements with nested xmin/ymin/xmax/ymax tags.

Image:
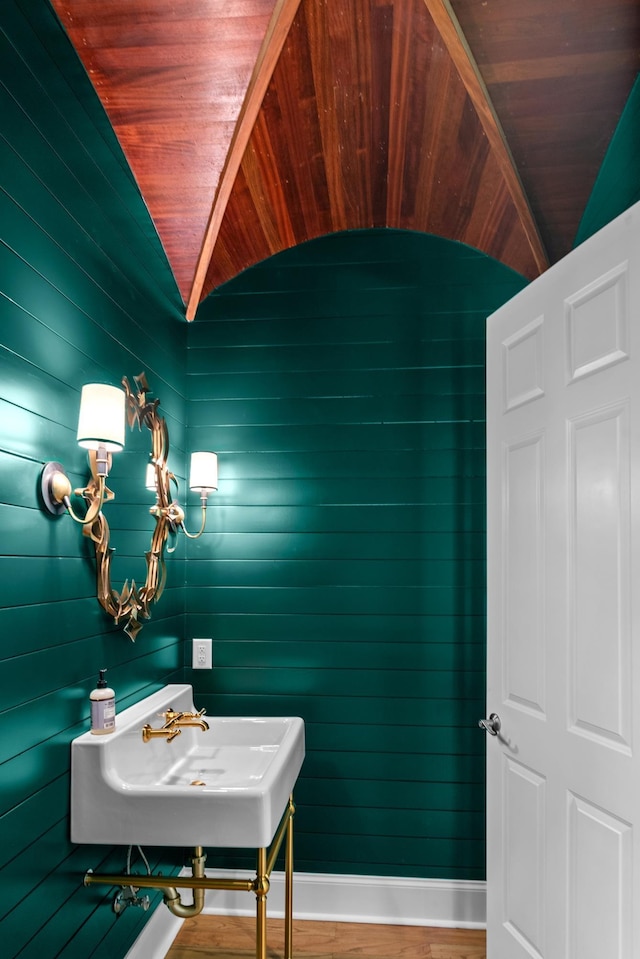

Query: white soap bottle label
<box><xmin>91</xmin><ymin>698</ymin><xmax>116</xmax><ymax>732</ymax></box>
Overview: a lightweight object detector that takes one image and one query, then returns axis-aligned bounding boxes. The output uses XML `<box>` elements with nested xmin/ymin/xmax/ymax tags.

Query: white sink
<box><xmin>70</xmin><ymin>684</ymin><xmax>305</xmax><ymax>848</ymax></box>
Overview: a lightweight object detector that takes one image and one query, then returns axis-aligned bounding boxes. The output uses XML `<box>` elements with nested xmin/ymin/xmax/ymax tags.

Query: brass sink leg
<box><xmin>284</xmin><ymin>795</ymin><xmax>294</xmax><ymax>959</ymax></box>
<box><xmin>252</xmin><ymin>794</ymin><xmax>295</xmax><ymax>959</ymax></box>
<box><xmin>255</xmin><ymin>847</ymin><xmax>269</xmax><ymax>959</ymax></box>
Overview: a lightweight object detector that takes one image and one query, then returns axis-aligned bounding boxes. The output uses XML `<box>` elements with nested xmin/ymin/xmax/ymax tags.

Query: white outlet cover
<box><xmin>192</xmin><ymin>637</ymin><xmax>212</xmax><ymax>669</ymax></box>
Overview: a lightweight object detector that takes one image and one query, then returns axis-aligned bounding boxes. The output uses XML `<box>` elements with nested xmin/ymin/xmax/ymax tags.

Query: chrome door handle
<box><xmin>478</xmin><ymin>713</ymin><xmax>501</xmax><ymax>736</ymax></box>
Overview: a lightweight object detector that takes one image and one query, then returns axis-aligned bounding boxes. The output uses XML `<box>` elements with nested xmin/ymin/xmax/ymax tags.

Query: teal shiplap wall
<box><xmin>186</xmin><ymin>231</ymin><xmax>528</xmax><ymax>880</ymax></box>
<box><xmin>1</xmin><ymin>2</ymin><xmax>188</xmax><ymax>957</ymax></box>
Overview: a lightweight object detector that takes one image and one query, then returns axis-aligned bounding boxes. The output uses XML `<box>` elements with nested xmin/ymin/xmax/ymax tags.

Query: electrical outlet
<box><xmin>192</xmin><ymin>637</ymin><xmax>213</xmax><ymax>670</ymax></box>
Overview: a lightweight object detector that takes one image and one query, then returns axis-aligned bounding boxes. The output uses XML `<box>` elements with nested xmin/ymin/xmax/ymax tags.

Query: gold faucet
<box><xmin>141</xmin><ymin>706</ymin><xmax>209</xmax><ymax>743</ymax></box>
<box><xmin>142</xmin><ymin>724</ymin><xmax>182</xmax><ymax>743</ymax></box>
<box><xmin>162</xmin><ymin>707</ymin><xmax>209</xmax><ymax>732</ymax></box>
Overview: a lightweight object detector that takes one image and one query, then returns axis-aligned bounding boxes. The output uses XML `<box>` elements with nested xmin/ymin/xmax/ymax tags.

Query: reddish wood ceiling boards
<box><xmin>203</xmin><ymin>0</ymin><xmax>546</xmax><ymax>298</ymax></box>
<box><xmin>451</xmin><ymin>0</ymin><xmax>640</xmax><ymax>266</ymax></box>
<box><xmin>52</xmin><ymin>0</ymin><xmax>640</xmax><ymax>317</ymax></box>
<box><xmin>51</xmin><ymin>0</ymin><xmax>287</xmax><ymax>303</ymax></box>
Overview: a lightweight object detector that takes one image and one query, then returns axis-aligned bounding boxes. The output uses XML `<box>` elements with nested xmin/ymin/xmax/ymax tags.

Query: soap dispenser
<box><xmin>90</xmin><ymin>669</ymin><xmax>116</xmax><ymax>735</ymax></box>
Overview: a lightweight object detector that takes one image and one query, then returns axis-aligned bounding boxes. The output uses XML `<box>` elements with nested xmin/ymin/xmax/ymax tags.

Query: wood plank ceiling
<box><xmin>51</xmin><ymin>0</ymin><xmax>640</xmax><ymax>319</ymax></box>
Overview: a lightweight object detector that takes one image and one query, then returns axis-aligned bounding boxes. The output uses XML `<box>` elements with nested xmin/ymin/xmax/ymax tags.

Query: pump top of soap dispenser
<box><xmin>97</xmin><ymin>669</ymin><xmax>107</xmax><ymax>688</ymax></box>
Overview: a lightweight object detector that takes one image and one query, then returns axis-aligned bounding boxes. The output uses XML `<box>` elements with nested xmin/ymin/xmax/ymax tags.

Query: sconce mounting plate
<box><xmin>41</xmin><ymin>461</ymin><xmax>69</xmax><ymax>515</ymax></box>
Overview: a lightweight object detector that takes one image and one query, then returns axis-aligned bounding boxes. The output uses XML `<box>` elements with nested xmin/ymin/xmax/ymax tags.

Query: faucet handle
<box><xmin>142</xmin><ymin>723</ymin><xmax>182</xmax><ymax>743</ymax></box>
<box><xmin>175</xmin><ymin>707</ymin><xmax>207</xmax><ymax>720</ymax></box>
<box><xmin>159</xmin><ymin>708</ymin><xmax>182</xmax><ymax>723</ymax></box>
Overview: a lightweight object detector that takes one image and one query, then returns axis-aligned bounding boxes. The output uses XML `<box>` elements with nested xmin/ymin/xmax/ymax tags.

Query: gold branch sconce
<box><xmin>41</xmin><ymin>373</ymin><xmax>218</xmax><ymax>641</ymax></box>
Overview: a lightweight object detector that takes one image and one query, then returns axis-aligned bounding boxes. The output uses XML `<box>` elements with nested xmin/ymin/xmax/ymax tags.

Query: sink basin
<box><xmin>71</xmin><ymin>684</ymin><xmax>305</xmax><ymax>848</ymax></box>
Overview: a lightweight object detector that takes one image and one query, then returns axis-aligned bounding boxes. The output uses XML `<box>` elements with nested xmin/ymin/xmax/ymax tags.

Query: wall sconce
<box><xmin>146</xmin><ymin>452</ymin><xmax>218</xmax><ymax>547</ymax></box>
<box><xmin>41</xmin><ymin>373</ymin><xmax>217</xmax><ymax>642</ymax></box>
<box><xmin>41</xmin><ymin>383</ymin><xmax>125</xmax><ymax>524</ymax></box>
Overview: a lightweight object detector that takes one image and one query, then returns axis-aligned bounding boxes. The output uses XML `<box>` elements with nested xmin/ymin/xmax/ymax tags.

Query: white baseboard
<box><xmin>199</xmin><ymin>869</ymin><xmax>487</xmax><ymax>927</ymax></box>
<box><xmin>125</xmin><ymin>871</ymin><xmax>486</xmax><ymax>958</ymax></box>
<box><xmin>124</xmin><ymin>907</ymin><xmax>182</xmax><ymax>959</ymax></box>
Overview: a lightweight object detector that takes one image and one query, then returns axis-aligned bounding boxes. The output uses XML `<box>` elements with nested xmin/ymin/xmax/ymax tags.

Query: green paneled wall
<box><xmin>186</xmin><ymin>231</ymin><xmax>528</xmax><ymax>880</ymax></box>
<box><xmin>0</xmin><ymin>2</ymin><xmax>188</xmax><ymax>957</ymax></box>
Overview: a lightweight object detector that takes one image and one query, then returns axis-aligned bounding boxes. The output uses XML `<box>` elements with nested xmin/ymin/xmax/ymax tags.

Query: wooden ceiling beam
<box><xmin>186</xmin><ymin>0</ymin><xmax>303</xmax><ymax>320</ymax></box>
<box><xmin>423</xmin><ymin>0</ymin><xmax>549</xmax><ymax>276</ymax></box>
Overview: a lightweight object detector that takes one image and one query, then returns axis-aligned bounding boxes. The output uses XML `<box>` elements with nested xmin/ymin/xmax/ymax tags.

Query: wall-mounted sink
<box><xmin>71</xmin><ymin>684</ymin><xmax>305</xmax><ymax>848</ymax></box>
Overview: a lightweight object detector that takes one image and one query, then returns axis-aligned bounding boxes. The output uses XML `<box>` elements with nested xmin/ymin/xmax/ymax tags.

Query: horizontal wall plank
<box><xmin>200</xmin><ymin>502</ymin><xmax>486</xmax><ymax>532</ymax></box>
<box><xmin>290</xmin><ymin>834</ymin><xmax>484</xmax><ymax>870</ymax></box>
<box><xmin>208</xmin><ymin>447</ymin><xmax>487</xmax><ymax>478</ymax></box>
<box><xmin>198</xmin><ymin>639</ymin><xmax>485</xmax><ymax>672</ymax></box>
<box><xmin>185</xmin><ymin>585</ymin><xmax>486</xmax><ymax>616</ymax></box>
<box><xmin>188</xmin><ymin>309</ymin><xmax>489</xmax><ymax>349</ymax></box>
<box><xmin>192</xmin><ymin>665</ymin><xmax>484</xmax><ymax>702</ymax></box>
<box><xmin>186</xmin><ymin>612</ymin><xmax>486</xmax><ymax>644</ymax></box>
<box><xmin>294</xmin><ymin>777</ymin><xmax>484</xmax><ymax>812</ymax></box>
<box><xmin>189</xmin><ymin>392</ymin><xmax>486</xmax><ymax>427</ymax></box>
<box><xmin>187</xmin><ymin>343</ymin><xmax>484</xmax><ymax>378</ymax></box>
<box><xmin>191</xmin><ymin>422</ymin><xmax>487</xmax><ymax>453</ymax></box>
<box><xmin>198</xmin><ymin>502</ymin><xmax>486</xmax><ymax>532</ymax></box>
<box><xmin>303</xmin><ymin>751</ymin><xmax>484</xmax><ymax>784</ymax></box>
<box><xmin>188</xmin><ymin>531</ymin><xmax>486</xmax><ymax>561</ymax></box>
<box><xmin>305</xmin><ymin>721</ymin><xmax>483</xmax><ymax>756</ymax></box>
<box><xmin>188</xmin><ymin>339</ymin><xmax>485</xmax><ymax>375</ymax></box>
<box><xmin>299</xmin><ymin>806</ymin><xmax>485</xmax><ymax>841</ymax></box>
<box><xmin>187</xmin><ymin>559</ymin><xmax>485</xmax><ymax>589</ymax></box>
<box><xmin>188</xmin><ymin>365</ymin><xmax>487</xmax><ymax>401</ymax></box>
<box><xmin>193</xmin><ymin>692</ymin><xmax>484</xmax><ymax>728</ymax></box>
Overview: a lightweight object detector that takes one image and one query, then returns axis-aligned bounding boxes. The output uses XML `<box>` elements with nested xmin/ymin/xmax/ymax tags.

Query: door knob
<box><xmin>478</xmin><ymin>713</ymin><xmax>501</xmax><ymax>736</ymax></box>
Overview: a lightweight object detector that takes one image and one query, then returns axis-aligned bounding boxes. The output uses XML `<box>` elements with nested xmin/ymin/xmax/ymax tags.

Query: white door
<box><xmin>486</xmin><ymin>202</ymin><xmax>640</xmax><ymax>959</ymax></box>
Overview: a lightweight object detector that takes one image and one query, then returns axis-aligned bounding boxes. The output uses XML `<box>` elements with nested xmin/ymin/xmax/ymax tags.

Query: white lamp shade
<box><xmin>189</xmin><ymin>452</ymin><xmax>218</xmax><ymax>492</ymax></box>
<box><xmin>145</xmin><ymin>463</ymin><xmax>157</xmax><ymax>491</ymax></box>
<box><xmin>76</xmin><ymin>383</ymin><xmax>126</xmax><ymax>452</ymax></box>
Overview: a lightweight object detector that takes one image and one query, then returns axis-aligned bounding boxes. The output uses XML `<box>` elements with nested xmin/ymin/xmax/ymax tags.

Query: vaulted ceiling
<box><xmin>51</xmin><ymin>0</ymin><xmax>639</xmax><ymax>319</ymax></box>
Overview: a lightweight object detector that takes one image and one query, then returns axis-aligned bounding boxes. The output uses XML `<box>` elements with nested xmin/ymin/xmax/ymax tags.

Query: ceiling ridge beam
<box><xmin>422</xmin><ymin>0</ymin><xmax>549</xmax><ymax>276</ymax></box>
<box><xmin>186</xmin><ymin>0</ymin><xmax>303</xmax><ymax>320</ymax></box>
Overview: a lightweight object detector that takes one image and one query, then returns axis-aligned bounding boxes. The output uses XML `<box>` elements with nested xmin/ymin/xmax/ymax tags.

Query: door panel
<box><xmin>568</xmin><ymin>795</ymin><xmax>632</xmax><ymax>959</ymax></box>
<box><xmin>503</xmin><ymin>757</ymin><xmax>546</xmax><ymax>958</ymax></box>
<box><xmin>486</xmin><ymin>203</ymin><xmax>640</xmax><ymax>959</ymax></box>
<box><xmin>568</xmin><ymin>404</ymin><xmax>631</xmax><ymax>750</ymax></box>
<box><xmin>503</xmin><ymin>433</ymin><xmax>545</xmax><ymax>716</ymax></box>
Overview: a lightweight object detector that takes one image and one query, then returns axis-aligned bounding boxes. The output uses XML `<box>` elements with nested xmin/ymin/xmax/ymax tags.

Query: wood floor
<box><xmin>165</xmin><ymin>915</ymin><xmax>486</xmax><ymax>959</ymax></box>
